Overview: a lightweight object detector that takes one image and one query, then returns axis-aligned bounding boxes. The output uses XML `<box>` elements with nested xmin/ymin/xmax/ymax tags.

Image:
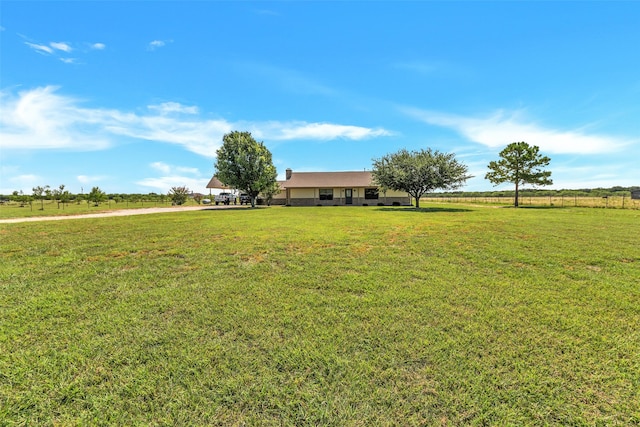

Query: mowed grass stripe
<box><xmin>1</xmin><ymin>205</ymin><xmax>639</xmax><ymax>425</ymax></box>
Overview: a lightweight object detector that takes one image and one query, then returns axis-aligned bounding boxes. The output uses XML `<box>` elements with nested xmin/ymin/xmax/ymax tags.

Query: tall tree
<box><xmin>485</xmin><ymin>142</ymin><xmax>553</xmax><ymax>207</ymax></box>
<box><xmin>214</xmin><ymin>131</ymin><xmax>277</xmax><ymax>208</ymax></box>
<box><xmin>372</xmin><ymin>148</ymin><xmax>471</xmax><ymax>208</ymax></box>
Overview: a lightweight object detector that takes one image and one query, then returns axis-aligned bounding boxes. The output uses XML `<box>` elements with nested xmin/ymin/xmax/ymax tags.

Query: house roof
<box><xmin>206</xmin><ymin>176</ymin><xmax>231</xmax><ymax>189</ymax></box>
<box><xmin>282</xmin><ymin>171</ymin><xmax>374</xmax><ymax>188</ymax></box>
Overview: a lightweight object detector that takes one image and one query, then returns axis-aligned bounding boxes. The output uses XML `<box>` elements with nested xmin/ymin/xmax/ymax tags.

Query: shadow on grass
<box><xmin>376</xmin><ymin>206</ymin><xmax>473</xmax><ymax>213</ymax></box>
<box><xmin>503</xmin><ymin>206</ymin><xmax>566</xmax><ymax>210</ymax></box>
<box><xmin>200</xmin><ymin>206</ymin><xmax>261</xmax><ymax>211</ymax></box>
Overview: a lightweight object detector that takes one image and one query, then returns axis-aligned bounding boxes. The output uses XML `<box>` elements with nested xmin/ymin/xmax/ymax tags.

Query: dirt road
<box><xmin>0</xmin><ymin>205</ymin><xmax>247</xmax><ymax>224</ymax></box>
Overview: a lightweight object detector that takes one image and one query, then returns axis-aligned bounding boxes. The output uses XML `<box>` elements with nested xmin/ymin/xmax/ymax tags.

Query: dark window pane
<box><xmin>365</xmin><ymin>188</ymin><xmax>379</xmax><ymax>199</ymax></box>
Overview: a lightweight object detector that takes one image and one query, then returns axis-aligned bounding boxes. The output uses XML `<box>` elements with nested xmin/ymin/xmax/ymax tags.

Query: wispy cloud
<box><xmin>254</xmin><ymin>122</ymin><xmax>392</xmax><ymax>141</ymax></box>
<box><xmin>0</xmin><ymin>86</ymin><xmax>112</xmax><ymax>150</ymax></box>
<box><xmin>150</xmin><ymin>162</ymin><xmax>199</xmax><ymax>175</ymax></box>
<box><xmin>25</xmin><ymin>42</ymin><xmax>54</xmax><ymax>54</ymax></box>
<box><xmin>402</xmin><ymin>107</ymin><xmax>631</xmax><ymax>154</ymax></box>
<box><xmin>26</xmin><ymin>40</ymin><xmax>72</xmax><ymax>54</ymax></box>
<box><xmin>148</xmin><ymin>39</ymin><xmax>172</xmax><ymax>51</ymax></box>
<box><xmin>148</xmin><ymin>102</ymin><xmax>199</xmax><ymax>115</ymax></box>
<box><xmin>50</xmin><ymin>42</ymin><xmax>72</xmax><ymax>52</ymax></box>
<box><xmin>77</xmin><ymin>175</ymin><xmax>108</xmax><ymax>184</ymax></box>
<box><xmin>23</xmin><ymin>37</ymin><xmax>105</xmax><ymax>62</ymax></box>
<box><xmin>0</xmin><ymin>86</ymin><xmax>393</xmax><ymax>159</ymax></box>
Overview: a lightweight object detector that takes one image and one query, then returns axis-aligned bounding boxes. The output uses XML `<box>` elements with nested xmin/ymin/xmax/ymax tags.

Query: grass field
<box><xmin>426</xmin><ymin>196</ymin><xmax>640</xmax><ymax>210</ymax></box>
<box><xmin>1</xmin><ymin>205</ymin><xmax>639</xmax><ymax>425</ymax></box>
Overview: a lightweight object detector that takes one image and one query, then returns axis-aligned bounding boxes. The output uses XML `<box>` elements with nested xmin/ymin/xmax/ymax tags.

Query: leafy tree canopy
<box><xmin>87</xmin><ymin>186</ymin><xmax>107</xmax><ymax>206</ymax></box>
<box><xmin>214</xmin><ymin>131</ymin><xmax>277</xmax><ymax>207</ymax></box>
<box><xmin>372</xmin><ymin>148</ymin><xmax>471</xmax><ymax>208</ymax></box>
<box><xmin>485</xmin><ymin>142</ymin><xmax>552</xmax><ymax>207</ymax></box>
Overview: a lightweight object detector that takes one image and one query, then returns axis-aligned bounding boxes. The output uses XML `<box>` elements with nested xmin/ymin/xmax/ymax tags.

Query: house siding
<box><xmin>285</xmin><ymin>186</ymin><xmax>410</xmax><ymax>206</ymax></box>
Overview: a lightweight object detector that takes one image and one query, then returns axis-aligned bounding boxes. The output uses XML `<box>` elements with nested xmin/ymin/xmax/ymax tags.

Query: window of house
<box><xmin>319</xmin><ymin>189</ymin><xmax>333</xmax><ymax>200</ymax></box>
<box><xmin>365</xmin><ymin>188</ymin><xmax>379</xmax><ymax>199</ymax></box>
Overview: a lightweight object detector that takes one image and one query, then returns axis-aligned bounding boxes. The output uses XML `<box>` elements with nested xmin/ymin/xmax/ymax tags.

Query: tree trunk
<box><xmin>414</xmin><ymin>194</ymin><xmax>420</xmax><ymax>208</ymax></box>
<box><xmin>251</xmin><ymin>196</ymin><xmax>256</xmax><ymax>208</ymax></box>
<box><xmin>514</xmin><ymin>182</ymin><xmax>519</xmax><ymax>207</ymax></box>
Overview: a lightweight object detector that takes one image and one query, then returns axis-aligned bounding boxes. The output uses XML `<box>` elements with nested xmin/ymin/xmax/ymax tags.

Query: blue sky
<box><xmin>1</xmin><ymin>1</ymin><xmax>638</xmax><ymax>195</ymax></box>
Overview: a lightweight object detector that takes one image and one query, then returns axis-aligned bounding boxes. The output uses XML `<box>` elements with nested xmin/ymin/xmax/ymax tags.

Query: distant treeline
<box><xmin>0</xmin><ymin>192</ymin><xmax>192</xmax><ymax>204</ymax></box>
<box><xmin>426</xmin><ymin>186</ymin><xmax>639</xmax><ymax>198</ymax></box>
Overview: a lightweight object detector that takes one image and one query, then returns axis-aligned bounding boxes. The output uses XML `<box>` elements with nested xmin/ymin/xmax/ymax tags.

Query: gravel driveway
<box><xmin>0</xmin><ymin>205</ymin><xmax>246</xmax><ymax>224</ymax></box>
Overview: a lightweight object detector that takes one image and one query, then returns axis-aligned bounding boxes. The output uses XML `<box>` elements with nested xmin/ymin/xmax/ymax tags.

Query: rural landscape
<box><xmin>2</xmin><ymin>198</ymin><xmax>639</xmax><ymax>425</ymax></box>
<box><xmin>2</xmin><ymin>1</ymin><xmax>640</xmax><ymax>425</ymax></box>
<box><xmin>1</xmin><ymin>133</ymin><xmax>640</xmax><ymax>426</ymax></box>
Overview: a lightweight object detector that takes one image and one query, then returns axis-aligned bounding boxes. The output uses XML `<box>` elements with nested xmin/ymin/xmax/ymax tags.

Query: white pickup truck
<box><xmin>214</xmin><ymin>192</ymin><xmax>236</xmax><ymax>205</ymax></box>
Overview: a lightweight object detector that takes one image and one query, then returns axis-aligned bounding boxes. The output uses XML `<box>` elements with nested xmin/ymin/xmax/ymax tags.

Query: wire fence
<box><xmin>424</xmin><ymin>195</ymin><xmax>640</xmax><ymax>210</ymax></box>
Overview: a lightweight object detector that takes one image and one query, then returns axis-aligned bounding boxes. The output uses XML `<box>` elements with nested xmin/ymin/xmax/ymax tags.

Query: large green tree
<box><xmin>372</xmin><ymin>148</ymin><xmax>471</xmax><ymax>208</ymax></box>
<box><xmin>214</xmin><ymin>131</ymin><xmax>277</xmax><ymax>208</ymax></box>
<box><xmin>485</xmin><ymin>142</ymin><xmax>553</xmax><ymax>207</ymax></box>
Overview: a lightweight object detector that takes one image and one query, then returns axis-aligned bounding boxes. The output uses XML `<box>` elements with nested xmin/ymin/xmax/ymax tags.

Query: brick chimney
<box><xmin>286</xmin><ymin>168</ymin><xmax>292</xmax><ymax>180</ymax></box>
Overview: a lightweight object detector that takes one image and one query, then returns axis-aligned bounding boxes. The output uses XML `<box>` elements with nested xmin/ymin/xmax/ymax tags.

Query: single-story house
<box><xmin>274</xmin><ymin>169</ymin><xmax>411</xmax><ymax>206</ymax></box>
<box><xmin>206</xmin><ymin>169</ymin><xmax>411</xmax><ymax>206</ymax></box>
<box><xmin>631</xmin><ymin>189</ymin><xmax>640</xmax><ymax>200</ymax></box>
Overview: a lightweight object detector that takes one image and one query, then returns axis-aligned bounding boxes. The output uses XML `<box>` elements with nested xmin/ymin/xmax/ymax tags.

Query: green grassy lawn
<box><xmin>1</xmin><ymin>205</ymin><xmax>639</xmax><ymax>425</ymax></box>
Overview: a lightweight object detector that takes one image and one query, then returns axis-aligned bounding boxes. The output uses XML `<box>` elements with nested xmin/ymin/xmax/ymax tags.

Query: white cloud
<box><xmin>1</xmin><ymin>86</ymin><xmax>393</xmax><ymax>159</ymax></box>
<box><xmin>150</xmin><ymin>162</ymin><xmax>199</xmax><ymax>175</ymax></box>
<box><xmin>148</xmin><ymin>40</ymin><xmax>171</xmax><ymax>51</ymax></box>
<box><xmin>0</xmin><ymin>86</ymin><xmax>111</xmax><ymax>150</ymax></box>
<box><xmin>50</xmin><ymin>42</ymin><xmax>72</xmax><ymax>52</ymax></box>
<box><xmin>23</xmin><ymin>37</ymin><xmax>105</xmax><ymax>61</ymax></box>
<box><xmin>25</xmin><ymin>42</ymin><xmax>53</xmax><ymax>54</ymax></box>
<box><xmin>148</xmin><ymin>102</ymin><xmax>198</xmax><ymax>115</ymax></box>
<box><xmin>150</xmin><ymin>162</ymin><xmax>172</xmax><ymax>174</ymax></box>
<box><xmin>403</xmin><ymin>107</ymin><xmax>631</xmax><ymax>154</ymax></box>
<box><xmin>258</xmin><ymin>122</ymin><xmax>392</xmax><ymax>141</ymax></box>
<box><xmin>77</xmin><ymin>175</ymin><xmax>108</xmax><ymax>184</ymax></box>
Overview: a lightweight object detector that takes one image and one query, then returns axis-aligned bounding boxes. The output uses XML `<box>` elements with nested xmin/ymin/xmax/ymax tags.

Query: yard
<box><xmin>1</xmin><ymin>204</ymin><xmax>639</xmax><ymax>425</ymax></box>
